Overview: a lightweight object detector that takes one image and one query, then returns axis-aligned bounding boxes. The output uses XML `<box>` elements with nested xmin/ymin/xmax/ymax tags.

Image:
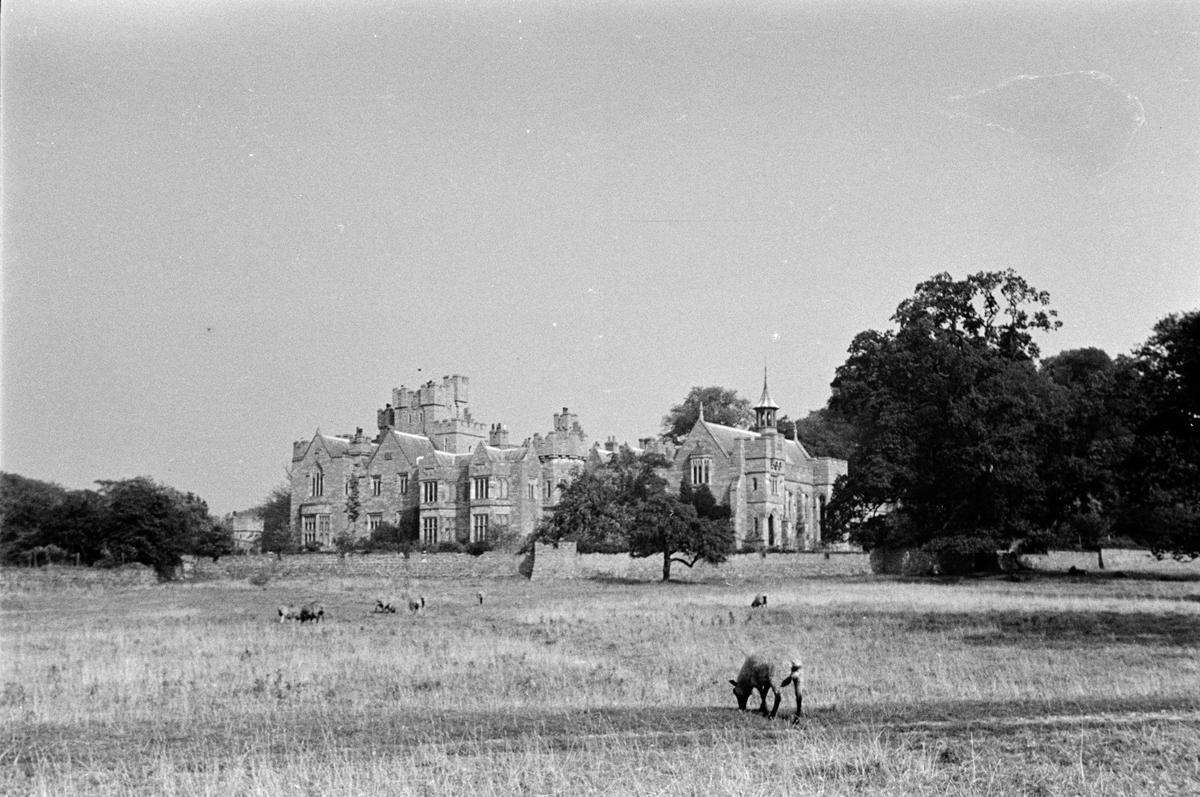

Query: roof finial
<box><xmin>699</xmin><ymin>401</ymin><xmax>705</xmax><ymax>422</ymax></box>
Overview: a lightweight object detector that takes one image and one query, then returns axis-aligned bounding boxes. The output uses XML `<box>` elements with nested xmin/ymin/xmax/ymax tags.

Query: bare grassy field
<box><xmin>3</xmin><ymin>570</ymin><xmax>1199</xmax><ymax>795</ymax></box>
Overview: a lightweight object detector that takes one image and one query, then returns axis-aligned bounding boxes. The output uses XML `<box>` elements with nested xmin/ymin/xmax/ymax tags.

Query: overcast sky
<box><xmin>3</xmin><ymin>0</ymin><xmax>1197</xmax><ymax>515</ymax></box>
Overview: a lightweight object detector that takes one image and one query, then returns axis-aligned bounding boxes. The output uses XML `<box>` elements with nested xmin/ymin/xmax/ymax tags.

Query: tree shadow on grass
<box><xmin>906</xmin><ymin>610</ymin><xmax>1200</xmax><ymax>647</ymax></box>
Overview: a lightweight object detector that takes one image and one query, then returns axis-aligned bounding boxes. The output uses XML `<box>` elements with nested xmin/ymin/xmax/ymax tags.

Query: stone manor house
<box><xmin>289</xmin><ymin>374</ymin><xmax>847</xmax><ymax>551</ymax></box>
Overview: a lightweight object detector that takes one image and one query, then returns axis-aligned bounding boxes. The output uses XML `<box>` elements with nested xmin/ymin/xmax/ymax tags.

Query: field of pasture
<box><xmin>3</xmin><ymin>568</ymin><xmax>1200</xmax><ymax>796</ymax></box>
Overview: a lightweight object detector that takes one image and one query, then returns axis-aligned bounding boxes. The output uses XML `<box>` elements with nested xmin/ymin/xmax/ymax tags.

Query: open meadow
<box><xmin>3</xmin><ymin>568</ymin><xmax>1200</xmax><ymax>796</ymax></box>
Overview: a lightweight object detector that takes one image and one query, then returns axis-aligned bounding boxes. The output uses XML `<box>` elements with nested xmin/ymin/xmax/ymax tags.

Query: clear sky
<box><xmin>3</xmin><ymin>0</ymin><xmax>1198</xmax><ymax>516</ymax></box>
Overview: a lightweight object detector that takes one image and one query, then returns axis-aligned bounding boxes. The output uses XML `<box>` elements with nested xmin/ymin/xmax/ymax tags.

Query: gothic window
<box><xmin>543</xmin><ymin>481</ymin><xmax>552</xmax><ymax>499</ymax></box>
<box><xmin>302</xmin><ymin>515</ymin><xmax>317</xmax><ymax>545</ymax></box>
<box><xmin>471</xmin><ymin>514</ymin><xmax>489</xmax><ymax>542</ymax></box>
<box><xmin>398</xmin><ymin>474</ymin><xmax>409</xmax><ymax>493</ymax></box>
<box><xmin>368</xmin><ymin>513</ymin><xmax>382</xmax><ymax>531</ymax></box>
<box><xmin>310</xmin><ymin>470</ymin><xmax>324</xmax><ymax>498</ymax></box>
<box><xmin>528</xmin><ymin>482</ymin><xmax>536</xmax><ymax>500</ymax></box>
<box><xmin>473</xmin><ymin>477</ymin><xmax>489</xmax><ymax>500</ymax></box>
<box><xmin>422</xmin><ymin>481</ymin><xmax>438</xmax><ymax>504</ymax></box>
<box><xmin>317</xmin><ymin>514</ymin><xmax>331</xmax><ymax>543</ymax></box>
<box><xmin>421</xmin><ymin>516</ymin><xmax>438</xmax><ymax>543</ymax></box>
<box><xmin>690</xmin><ymin>457</ymin><xmax>712</xmax><ymax>485</ymax></box>
<box><xmin>372</xmin><ymin>475</ymin><xmax>382</xmax><ymax>496</ymax></box>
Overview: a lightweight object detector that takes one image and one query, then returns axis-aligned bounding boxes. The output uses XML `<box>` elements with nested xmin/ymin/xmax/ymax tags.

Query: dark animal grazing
<box><xmin>730</xmin><ymin>653</ymin><xmax>804</xmax><ymax>719</ymax></box>
<box><xmin>751</xmin><ymin>594</ymin><xmax>767</xmax><ymax>608</ymax></box>
<box><xmin>407</xmin><ymin>595</ymin><xmax>426</xmax><ymax>615</ymax></box>
<box><xmin>375</xmin><ymin>598</ymin><xmax>397</xmax><ymax>613</ymax></box>
<box><xmin>277</xmin><ymin>604</ymin><xmax>301</xmax><ymax>623</ymax></box>
<box><xmin>299</xmin><ymin>602</ymin><xmax>325</xmax><ymax>623</ymax></box>
<box><xmin>1068</xmin><ymin>566</ymin><xmax>1087</xmax><ymax>576</ymax></box>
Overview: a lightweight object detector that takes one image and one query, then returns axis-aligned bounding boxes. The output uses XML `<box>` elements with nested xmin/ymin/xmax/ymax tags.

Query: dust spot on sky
<box><xmin>942</xmin><ymin>71</ymin><xmax>1146</xmax><ymax>177</ymax></box>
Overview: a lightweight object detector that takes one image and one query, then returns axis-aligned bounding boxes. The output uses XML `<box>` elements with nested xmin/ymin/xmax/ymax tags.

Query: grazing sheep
<box><xmin>375</xmin><ymin>598</ymin><xmax>398</xmax><ymax>614</ymax></box>
<box><xmin>730</xmin><ymin>653</ymin><xmax>804</xmax><ymax>719</ymax></box>
<box><xmin>299</xmin><ymin>601</ymin><xmax>325</xmax><ymax>623</ymax></box>
<box><xmin>277</xmin><ymin>604</ymin><xmax>301</xmax><ymax>623</ymax></box>
<box><xmin>750</xmin><ymin>594</ymin><xmax>768</xmax><ymax>608</ymax></box>
<box><xmin>407</xmin><ymin>595</ymin><xmax>425</xmax><ymax>615</ymax></box>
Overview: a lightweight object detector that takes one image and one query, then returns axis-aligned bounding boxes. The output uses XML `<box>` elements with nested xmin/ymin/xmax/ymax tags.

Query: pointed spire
<box><xmin>756</xmin><ymin>367</ymin><xmax>779</xmax><ymax>410</ymax></box>
<box><xmin>698</xmin><ymin>401</ymin><xmax>705</xmax><ymax>422</ymax></box>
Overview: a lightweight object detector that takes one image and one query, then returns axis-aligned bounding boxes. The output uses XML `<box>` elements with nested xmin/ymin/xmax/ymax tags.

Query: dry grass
<box><xmin>3</xmin><ymin>572</ymin><xmax>1199</xmax><ymax>795</ymax></box>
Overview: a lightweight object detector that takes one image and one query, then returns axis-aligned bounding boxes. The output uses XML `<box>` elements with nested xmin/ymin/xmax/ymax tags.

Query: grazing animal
<box><xmin>730</xmin><ymin>653</ymin><xmax>804</xmax><ymax>719</ymax></box>
<box><xmin>299</xmin><ymin>601</ymin><xmax>325</xmax><ymax>623</ymax></box>
<box><xmin>277</xmin><ymin>604</ymin><xmax>301</xmax><ymax>623</ymax></box>
<box><xmin>1069</xmin><ymin>566</ymin><xmax>1087</xmax><ymax>576</ymax></box>
<box><xmin>407</xmin><ymin>595</ymin><xmax>425</xmax><ymax>615</ymax></box>
<box><xmin>375</xmin><ymin>598</ymin><xmax>398</xmax><ymax>614</ymax></box>
<box><xmin>750</xmin><ymin>594</ymin><xmax>768</xmax><ymax>608</ymax></box>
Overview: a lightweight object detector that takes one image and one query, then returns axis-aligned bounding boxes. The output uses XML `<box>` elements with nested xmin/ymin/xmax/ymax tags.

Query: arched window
<box><xmin>310</xmin><ymin>469</ymin><xmax>324</xmax><ymax>497</ymax></box>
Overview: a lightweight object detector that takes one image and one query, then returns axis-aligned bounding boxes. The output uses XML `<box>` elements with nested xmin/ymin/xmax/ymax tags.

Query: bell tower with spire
<box><xmin>754</xmin><ymin>368</ymin><xmax>780</xmax><ymax>433</ymax></box>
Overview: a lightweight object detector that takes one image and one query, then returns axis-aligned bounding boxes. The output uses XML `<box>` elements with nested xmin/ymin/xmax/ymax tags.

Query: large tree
<box><xmin>1037</xmin><ymin>348</ymin><xmax>1144</xmax><ymax>551</ymax></box>
<box><xmin>97</xmin><ymin>477</ymin><xmax>212</xmax><ymax>578</ymax></box>
<box><xmin>779</xmin><ymin>408</ymin><xmax>857</xmax><ymax>460</ymax></box>
<box><xmin>628</xmin><ymin>492</ymin><xmax>735</xmax><ymax>581</ymax></box>
<box><xmin>660</xmin><ymin>386</ymin><xmax>752</xmax><ymax>443</ymax></box>
<box><xmin>535</xmin><ymin>449</ymin><xmax>669</xmax><ymax>552</ymax></box>
<box><xmin>1122</xmin><ymin>311</ymin><xmax>1200</xmax><ymax>558</ymax></box>
<box><xmin>255</xmin><ymin>484</ymin><xmax>297</xmax><ymax>555</ymax></box>
<box><xmin>826</xmin><ymin>270</ymin><xmax>1061</xmax><ymax>552</ymax></box>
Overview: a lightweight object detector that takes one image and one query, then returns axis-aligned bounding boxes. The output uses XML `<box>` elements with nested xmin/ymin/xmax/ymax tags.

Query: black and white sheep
<box><xmin>299</xmin><ymin>601</ymin><xmax>325</xmax><ymax>623</ymax></box>
<box><xmin>750</xmin><ymin>594</ymin><xmax>768</xmax><ymax>608</ymax></box>
<box><xmin>407</xmin><ymin>595</ymin><xmax>425</xmax><ymax>615</ymax></box>
<box><xmin>729</xmin><ymin>653</ymin><xmax>804</xmax><ymax>719</ymax></box>
<box><xmin>277</xmin><ymin>604</ymin><xmax>301</xmax><ymax>623</ymax></box>
<box><xmin>375</xmin><ymin>598</ymin><xmax>398</xmax><ymax>614</ymax></box>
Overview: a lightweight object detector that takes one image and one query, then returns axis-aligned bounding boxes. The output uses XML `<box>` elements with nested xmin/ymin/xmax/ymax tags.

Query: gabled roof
<box><xmin>299</xmin><ymin>430</ymin><xmax>352</xmax><ymax>461</ymax></box>
<box><xmin>368</xmin><ymin>429</ymin><xmax>436</xmax><ymax>470</ymax></box>
<box><xmin>783</xmin><ymin>438</ymin><xmax>813</xmax><ymax>463</ymax></box>
<box><xmin>687</xmin><ymin>419</ymin><xmax>759</xmax><ymax>458</ymax></box>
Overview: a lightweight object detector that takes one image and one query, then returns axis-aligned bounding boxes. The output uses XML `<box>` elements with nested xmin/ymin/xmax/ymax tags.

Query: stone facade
<box><xmin>291</xmin><ymin>375</ymin><xmax>589</xmax><ymax>550</ymax></box>
<box><xmin>660</xmin><ymin>378</ymin><xmax>846</xmax><ymax>550</ymax></box>
<box><xmin>290</xmin><ymin>373</ymin><xmax>847</xmax><ymax>552</ymax></box>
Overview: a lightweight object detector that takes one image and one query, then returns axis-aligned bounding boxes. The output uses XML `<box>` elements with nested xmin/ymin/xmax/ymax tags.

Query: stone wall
<box><xmin>530</xmin><ymin>541</ymin><xmax>872</xmax><ymax>582</ymax></box>
<box><xmin>187</xmin><ymin>552</ymin><xmax>523</xmax><ymax>581</ymax></box>
<box><xmin>0</xmin><ymin>563</ymin><xmax>159</xmax><ymax>591</ymax></box>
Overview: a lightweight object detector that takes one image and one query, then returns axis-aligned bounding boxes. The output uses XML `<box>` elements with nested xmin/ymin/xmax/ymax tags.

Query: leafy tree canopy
<box><xmin>826</xmin><ymin>270</ymin><xmax>1061</xmax><ymax>551</ymax></box>
<box><xmin>660</xmin><ymin>386</ymin><xmax>751</xmax><ymax>443</ymax></box>
<box><xmin>255</xmin><ymin>484</ymin><xmax>297</xmax><ymax>555</ymax></box>
<box><xmin>628</xmin><ymin>492</ymin><xmax>735</xmax><ymax>581</ymax></box>
<box><xmin>1125</xmin><ymin>310</ymin><xmax>1200</xmax><ymax>558</ymax></box>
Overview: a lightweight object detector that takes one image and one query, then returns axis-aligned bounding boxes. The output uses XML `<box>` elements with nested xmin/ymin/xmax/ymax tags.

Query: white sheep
<box><xmin>277</xmin><ymin>604</ymin><xmax>301</xmax><ymax>623</ymax></box>
<box><xmin>729</xmin><ymin>653</ymin><xmax>804</xmax><ymax>719</ymax></box>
